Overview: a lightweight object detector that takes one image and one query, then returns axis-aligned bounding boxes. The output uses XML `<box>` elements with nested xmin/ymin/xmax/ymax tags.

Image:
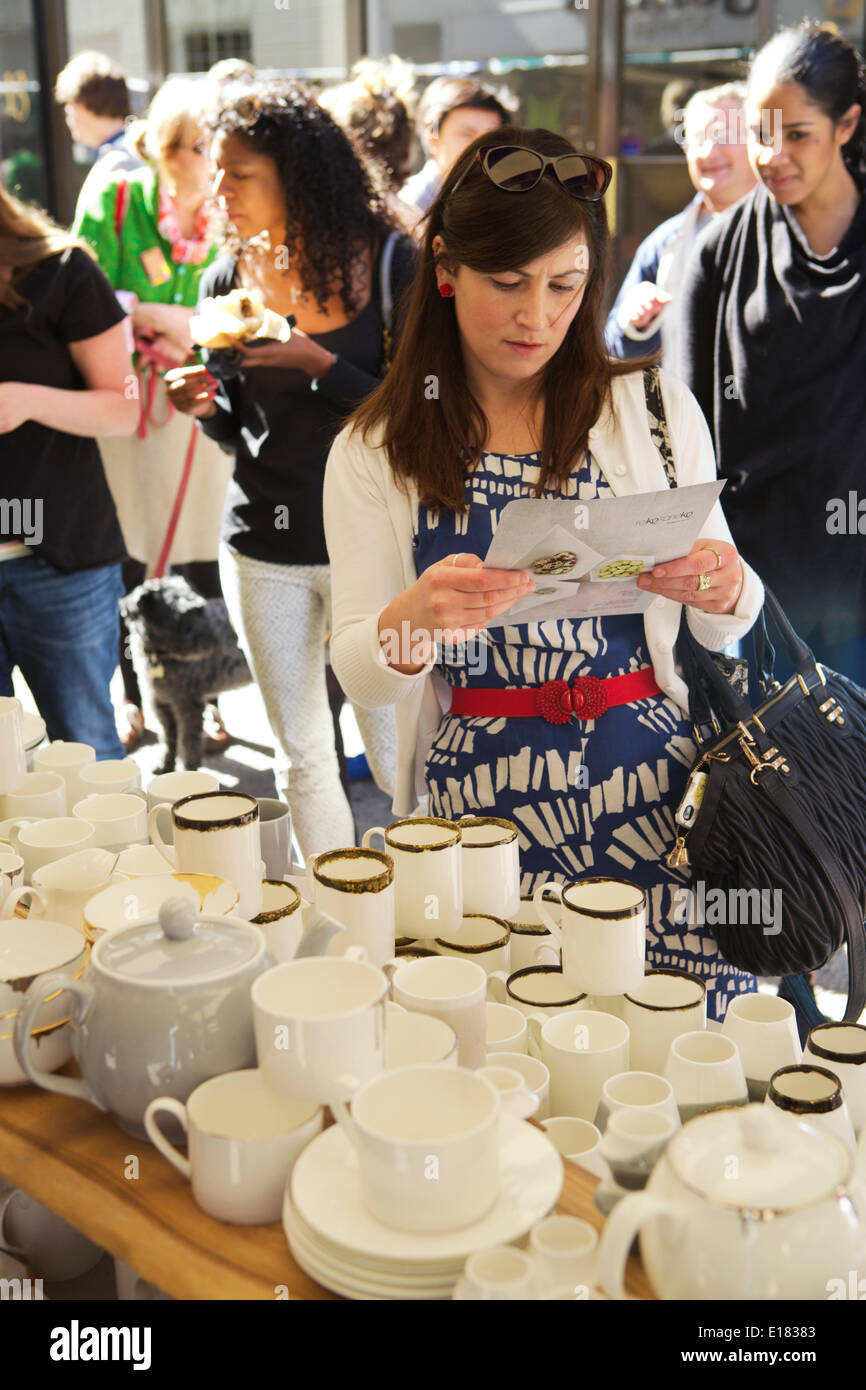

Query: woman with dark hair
<box><xmin>681</xmin><ymin>22</ymin><xmax>866</xmax><ymax>683</ymax></box>
<box><xmin>0</xmin><ymin>185</ymin><xmax>137</xmax><ymax>753</ymax></box>
<box><xmin>319</xmin><ymin>55</ymin><xmax>418</xmax><ymax>231</ymax></box>
<box><xmin>167</xmin><ymin>80</ymin><xmax>416</xmax><ymax>859</ymax></box>
<box><xmin>324</xmin><ymin>127</ymin><xmax>765</xmax><ymax>1020</ymax></box>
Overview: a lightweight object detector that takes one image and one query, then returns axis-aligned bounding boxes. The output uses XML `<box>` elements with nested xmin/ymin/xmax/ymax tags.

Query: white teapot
<box><xmin>599</xmin><ymin>1103</ymin><xmax>866</xmax><ymax>1300</ymax></box>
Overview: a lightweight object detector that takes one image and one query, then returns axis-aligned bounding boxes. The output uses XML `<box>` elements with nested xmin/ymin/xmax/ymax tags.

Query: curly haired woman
<box><xmin>168</xmin><ymin>80</ymin><xmax>417</xmax><ymax>859</ymax></box>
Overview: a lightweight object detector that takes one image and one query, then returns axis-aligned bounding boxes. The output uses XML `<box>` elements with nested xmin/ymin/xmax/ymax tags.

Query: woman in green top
<box><xmin>73</xmin><ymin>77</ymin><xmax>233</xmax><ymax>754</ymax></box>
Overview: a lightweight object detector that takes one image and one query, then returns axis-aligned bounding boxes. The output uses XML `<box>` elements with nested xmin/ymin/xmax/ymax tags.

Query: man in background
<box><xmin>55</xmin><ymin>51</ymin><xmax>142</xmax><ymax>215</ymax></box>
<box><xmin>399</xmin><ymin>76</ymin><xmax>518</xmax><ymax>216</ymax></box>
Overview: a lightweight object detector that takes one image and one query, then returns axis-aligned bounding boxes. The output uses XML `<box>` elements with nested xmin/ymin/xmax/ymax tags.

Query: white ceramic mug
<box><xmin>1</xmin><ymin>771</ymin><xmax>67</xmax><ymax>820</ymax></box>
<box><xmin>541</xmin><ymin>1009</ymin><xmax>631</xmax><ymax>1121</ymax></box>
<box><xmin>78</xmin><ymin>758</ymin><xmax>142</xmax><ymax>796</ymax></box>
<box><xmin>32</xmin><ymin>741</ymin><xmax>95</xmax><ymax>813</ymax></box>
<box><xmin>599</xmin><ymin>1108</ymin><xmax>679</xmax><ymax>1190</ymax></box>
<box><xmin>73</xmin><ymin>792</ymin><xmax>148</xmax><ymax>851</ymax></box>
<box><xmin>805</xmin><ymin>1023</ymin><xmax>866</xmax><ymax>1137</ymax></box>
<box><xmin>476</xmin><ymin>1064</ymin><xmax>539</xmax><ymax>1119</ymax></box>
<box><xmin>388</xmin><ymin>954</ymin><xmax>488</xmax><ymax>1069</ymax></box>
<box><xmin>540</xmin><ymin>1116</ymin><xmax>607</xmax><ymax>1180</ymax></box>
<box><xmin>330</xmin><ymin>1064</ymin><xmax>501</xmax><ymax>1233</ymax></box>
<box><xmin>487</xmin><ymin>1050</ymin><xmax>551</xmax><ymax>1120</ymax></box>
<box><xmin>530</xmin><ymin>1215</ymin><xmax>598</xmax><ymax>1293</ymax></box>
<box><xmin>593</xmin><ymin>1071</ymin><xmax>681</xmax><ymax>1134</ymax></box>
<box><xmin>0</xmin><ymin>697</ymin><xmax>26</xmax><ymax>795</ymax></box>
<box><xmin>252</xmin><ymin>953</ymin><xmax>387</xmax><ymax>1105</ymax></box>
<box><xmin>0</xmin><ymin>851</ymin><xmax>24</xmax><ymax>914</ymax></box>
<box><xmin>0</xmin><ymin>1188</ymin><xmax>102</xmax><ymax>1282</ymax></box>
<box><xmin>765</xmin><ymin>1064</ymin><xmax>857</xmax><ymax>1152</ymax></box>
<box><xmin>145</xmin><ymin>769</ymin><xmax>219</xmax><ymax>813</ymax></box>
<box><xmin>488</xmin><ymin>965</ymin><xmax>589</xmax><ymax>1057</ymax></box>
<box><xmin>150</xmin><ymin>792</ymin><xmax>262</xmax><ymax>920</ymax></box>
<box><xmin>253</xmin><ymin>880</ymin><xmax>304</xmax><ymax>963</ymax></box>
<box><xmin>507</xmin><ymin>893</ymin><xmax>560</xmax><ymax>973</ymax></box>
<box><xmin>485</xmin><ymin>1000</ymin><xmax>529</xmax><ymax>1055</ymax></box>
<box><xmin>720</xmin><ymin>993</ymin><xmax>802</xmax><ymax>1099</ymax></box>
<box><xmin>534</xmin><ymin>877</ymin><xmax>646</xmax><ymax>996</ymax></box>
<box><xmin>385</xmin><ymin>1008</ymin><xmax>458</xmax><ymax>1070</ymax></box>
<box><xmin>312</xmin><ymin>848</ymin><xmax>395</xmax><ymax>969</ymax></box>
<box><xmin>663</xmin><ymin>1030</ymin><xmax>748</xmax><ymax>1120</ymax></box>
<box><xmin>456</xmin><ymin>1246</ymin><xmax>537</xmax><ymax>1300</ymax></box>
<box><xmin>622</xmin><ymin>969</ymin><xmax>707</xmax><ymax>1075</ymax></box>
<box><xmin>362</xmin><ymin>817</ymin><xmax>462</xmax><ymax>940</ymax></box>
<box><xmin>6</xmin><ymin>817</ymin><xmax>95</xmax><ymax>879</ymax></box>
<box><xmin>144</xmin><ymin>1069</ymin><xmax>324</xmax><ymax>1223</ymax></box>
<box><xmin>435</xmin><ymin>914</ymin><xmax>511</xmax><ymax>975</ymax></box>
<box><xmin>257</xmin><ymin>798</ymin><xmax>292</xmax><ymax>881</ymax></box>
<box><xmin>458</xmin><ymin>816</ymin><xmax>520</xmax><ymax>918</ymax></box>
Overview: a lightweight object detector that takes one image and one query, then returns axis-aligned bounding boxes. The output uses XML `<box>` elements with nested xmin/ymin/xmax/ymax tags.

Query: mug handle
<box><xmin>12</xmin><ymin>974</ymin><xmax>104</xmax><ymax>1110</ymax></box>
<box><xmin>148</xmin><ymin>806</ymin><xmax>178</xmax><ymax>868</ymax></box>
<box><xmin>527</xmin><ymin>1014</ymin><xmax>544</xmax><ymax>1059</ymax></box>
<box><xmin>327</xmin><ymin>1074</ymin><xmax>363</xmax><ymax>1148</ymax></box>
<box><xmin>534</xmin><ymin>943</ymin><xmax>560</xmax><ymax>967</ymax></box>
<box><xmin>598</xmin><ymin>1192</ymin><xmax>680</xmax><ymax>1300</ymax></box>
<box><xmin>343</xmin><ymin>945</ymin><xmax>368</xmax><ymax>963</ymax></box>
<box><xmin>143</xmin><ymin>1098</ymin><xmax>191</xmax><ymax>1179</ymax></box>
<box><xmin>0</xmin><ymin>1187</ymin><xmax>26</xmax><ymax>1260</ymax></box>
<box><xmin>2</xmin><ymin>820</ymin><xmax>32</xmax><ymax>854</ymax></box>
<box><xmin>361</xmin><ymin>826</ymin><xmax>386</xmax><ymax>850</ymax></box>
<box><xmin>3</xmin><ymin>885</ymin><xmax>47</xmax><ymax>918</ymax></box>
<box><xmin>532</xmin><ymin>882</ymin><xmax>565</xmax><ymax>951</ymax></box>
<box><xmin>487</xmin><ymin>971</ymin><xmax>510</xmax><ymax>1004</ymax></box>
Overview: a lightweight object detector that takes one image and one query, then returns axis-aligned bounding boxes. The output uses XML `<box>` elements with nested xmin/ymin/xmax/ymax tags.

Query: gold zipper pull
<box><xmin>666</xmin><ymin>836</ymin><xmax>690</xmax><ymax>871</ymax></box>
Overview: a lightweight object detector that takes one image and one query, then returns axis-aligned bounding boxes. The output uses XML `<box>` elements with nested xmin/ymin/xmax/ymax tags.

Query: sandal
<box><xmin>203</xmin><ymin>702</ymin><xmax>231</xmax><ymax>754</ymax></box>
<box><xmin>119</xmin><ymin>702</ymin><xmax>145</xmax><ymax>754</ymax></box>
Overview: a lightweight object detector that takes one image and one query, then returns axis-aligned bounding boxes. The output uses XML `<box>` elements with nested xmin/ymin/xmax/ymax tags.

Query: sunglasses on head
<box><xmin>450</xmin><ymin>144</ymin><xmax>613</xmax><ymax>201</ymax></box>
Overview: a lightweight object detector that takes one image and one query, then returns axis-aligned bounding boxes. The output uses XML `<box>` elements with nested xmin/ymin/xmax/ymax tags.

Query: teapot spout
<box><xmin>295</xmin><ymin>906</ymin><xmax>347</xmax><ymax>958</ymax></box>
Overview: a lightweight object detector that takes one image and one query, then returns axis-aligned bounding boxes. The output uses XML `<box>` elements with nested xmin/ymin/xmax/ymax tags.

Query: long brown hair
<box><xmin>0</xmin><ymin>184</ymin><xmax>91</xmax><ymax>310</ymax></box>
<box><xmin>348</xmin><ymin>126</ymin><xmax>653</xmax><ymax>512</ymax></box>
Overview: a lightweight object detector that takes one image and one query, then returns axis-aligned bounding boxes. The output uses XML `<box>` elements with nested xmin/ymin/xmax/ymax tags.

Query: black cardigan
<box><xmin>680</xmin><ymin>176</ymin><xmax>866</xmax><ymax>647</ymax></box>
<box><xmin>199</xmin><ymin>233</ymin><xmax>417</xmax><ymax>566</ymax></box>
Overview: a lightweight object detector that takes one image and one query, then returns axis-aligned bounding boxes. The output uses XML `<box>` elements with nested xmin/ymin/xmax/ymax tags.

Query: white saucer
<box><xmin>285</xmin><ymin>1211</ymin><xmax>454</xmax><ymax>1300</ymax></box>
<box><xmin>285</xmin><ymin>1202</ymin><xmax>456</xmax><ymax>1290</ymax></box>
<box><xmin>21</xmin><ymin>713</ymin><xmax>46</xmax><ymax>751</ymax></box>
<box><xmin>288</xmin><ymin>1115</ymin><xmax>563</xmax><ymax>1265</ymax></box>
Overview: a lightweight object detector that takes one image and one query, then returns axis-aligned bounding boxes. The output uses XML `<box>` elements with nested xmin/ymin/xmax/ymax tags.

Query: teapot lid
<box><xmin>96</xmin><ymin>898</ymin><xmax>263</xmax><ymax>985</ymax></box>
<box><xmin>667</xmin><ymin>1104</ymin><xmax>851</xmax><ymax>1212</ymax></box>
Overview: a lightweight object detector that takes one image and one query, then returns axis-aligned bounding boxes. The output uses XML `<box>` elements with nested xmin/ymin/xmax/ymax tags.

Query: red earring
<box><xmin>438</xmin><ymin>283</ymin><xmax>454</xmax><ymax>298</ymax></box>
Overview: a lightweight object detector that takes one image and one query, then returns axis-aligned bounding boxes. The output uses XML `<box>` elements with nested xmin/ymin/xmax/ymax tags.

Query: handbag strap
<box><xmin>378</xmin><ymin>230</ymin><xmax>399</xmax><ymax>373</ymax></box>
<box><xmin>643</xmin><ymin>366</ymin><xmax>677</xmax><ymax>489</ymax></box>
<box><xmin>151</xmin><ymin>422</ymin><xmax>199</xmax><ymax>579</ymax></box>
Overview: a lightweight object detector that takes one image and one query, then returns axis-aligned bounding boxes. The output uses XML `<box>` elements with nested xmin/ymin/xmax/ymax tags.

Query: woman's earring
<box><xmin>438</xmin><ymin>283</ymin><xmax>455</xmax><ymax>298</ymax></box>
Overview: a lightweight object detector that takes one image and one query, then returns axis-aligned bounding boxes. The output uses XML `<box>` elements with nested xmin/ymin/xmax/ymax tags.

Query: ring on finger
<box><xmin>697</xmin><ymin>572</ymin><xmax>712</xmax><ymax>593</ymax></box>
<box><xmin>704</xmin><ymin>545</ymin><xmax>723</xmax><ymax>572</ymax></box>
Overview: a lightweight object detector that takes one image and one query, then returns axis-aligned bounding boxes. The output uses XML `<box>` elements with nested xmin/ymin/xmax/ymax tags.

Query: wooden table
<box><xmin>0</xmin><ymin>1072</ymin><xmax>654</xmax><ymax>1301</ymax></box>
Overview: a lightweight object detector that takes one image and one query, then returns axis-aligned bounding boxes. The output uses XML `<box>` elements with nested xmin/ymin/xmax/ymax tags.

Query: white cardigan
<box><xmin>323</xmin><ymin>368</ymin><xmax>764</xmax><ymax>816</ymax></box>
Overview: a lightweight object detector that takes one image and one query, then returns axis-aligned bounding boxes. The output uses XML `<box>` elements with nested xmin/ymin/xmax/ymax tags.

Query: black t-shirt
<box><xmin>0</xmin><ymin>246</ymin><xmax>127</xmax><ymax>572</ymax></box>
<box><xmin>198</xmin><ymin>233</ymin><xmax>417</xmax><ymax>565</ymax></box>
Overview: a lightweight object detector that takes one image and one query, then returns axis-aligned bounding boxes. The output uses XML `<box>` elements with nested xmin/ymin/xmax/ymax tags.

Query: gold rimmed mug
<box><xmin>458</xmin><ymin>815</ymin><xmax>520</xmax><ymax>918</ymax></box>
<box><xmin>312</xmin><ymin>848</ymin><xmax>395</xmax><ymax>968</ymax></box>
<box><xmin>362</xmin><ymin>817</ymin><xmax>462</xmax><ymax>940</ymax></box>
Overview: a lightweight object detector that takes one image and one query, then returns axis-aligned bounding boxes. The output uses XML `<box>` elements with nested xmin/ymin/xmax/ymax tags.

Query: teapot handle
<box><xmin>598</xmin><ymin>1191</ymin><xmax>678</xmax><ymax>1300</ymax></box>
<box><xmin>12</xmin><ymin>974</ymin><xmax>104</xmax><ymax>1111</ymax></box>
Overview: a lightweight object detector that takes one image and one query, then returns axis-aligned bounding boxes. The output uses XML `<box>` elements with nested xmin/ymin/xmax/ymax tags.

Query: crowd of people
<box><xmin>0</xmin><ymin>23</ymin><xmax>864</xmax><ymax>1017</ymax></box>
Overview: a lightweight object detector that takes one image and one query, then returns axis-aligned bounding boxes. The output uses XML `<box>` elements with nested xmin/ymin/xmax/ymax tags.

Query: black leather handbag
<box><xmin>669</xmin><ymin>592</ymin><xmax>866</xmax><ymax>1021</ymax></box>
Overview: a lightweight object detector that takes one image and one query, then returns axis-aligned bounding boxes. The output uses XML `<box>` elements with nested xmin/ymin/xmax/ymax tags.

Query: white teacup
<box><xmin>1</xmin><ymin>772</ymin><xmax>67</xmax><ymax>820</ymax></box>
<box><xmin>385</xmin><ymin>1008</ymin><xmax>458</xmax><ymax>1070</ymax></box>
<box><xmin>488</xmin><ymin>966</ymin><xmax>589</xmax><ymax>1056</ymax></box>
<box><xmin>593</xmin><ymin>1071</ymin><xmax>681</xmax><ymax>1134</ymax></box>
<box><xmin>530</xmin><ymin>1215</ymin><xmax>598</xmax><ymax>1293</ymax></box>
<box><xmin>540</xmin><ymin>1116</ymin><xmax>607</xmax><ymax>1180</ymax></box>
<box><xmin>388</xmin><ymin>954</ymin><xmax>488</xmax><ymax>1069</ymax></box>
<box><xmin>541</xmin><ymin>1009</ymin><xmax>631</xmax><ymax>1122</ymax></box>
<box><xmin>456</xmin><ymin>1246</ymin><xmax>537</xmax><ymax>1300</ymax></box>
<box><xmin>5</xmin><ymin>847</ymin><xmax>125</xmax><ymax>930</ymax></box>
<box><xmin>0</xmin><ymin>697</ymin><xmax>26</xmax><ymax>795</ymax></box>
<box><xmin>144</xmin><ymin>1069</ymin><xmax>324</xmax><ymax>1223</ymax></box>
<box><xmin>534</xmin><ymin>877</ymin><xmax>646</xmax><ymax>996</ymax></box>
<box><xmin>507</xmin><ymin>893</ymin><xmax>560</xmax><ymax>973</ymax></box>
<box><xmin>257</xmin><ymin>798</ymin><xmax>292</xmax><ymax>882</ymax></box>
<box><xmin>485</xmin><ymin>1000</ymin><xmax>529</xmax><ymax>1055</ymax></box>
<box><xmin>73</xmin><ymin>792</ymin><xmax>148</xmax><ymax>851</ymax></box>
<box><xmin>150</xmin><ymin>791</ymin><xmax>262</xmax><ymax>920</ymax></box>
<box><xmin>805</xmin><ymin>1023</ymin><xmax>866</xmax><ymax>1137</ymax></box>
<box><xmin>0</xmin><ymin>1188</ymin><xmax>102</xmax><ymax>1282</ymax></box>
<box><xmin>487</xmin><ymin>1050</ymin><xmax>551</xmax><ymax>1120</ymax></box>
<box><xmin>145</xmin><ymin>769</ymin><xmax>219</xmax><ymax>813</ymax></box>
<box><xmin>458</xmin><ymin>816</ymin><xmax>520</xmax><ymax>919</ymax></box>
<box><xmin>32</xmin><ymin>741</ymin><xmax>95</xmax><ymax>812</ymax></box>
<box><xmin>622</xmin><ymin>969</ymin><xmax>707</xmax><ymax>1075</ymax></box>
<box><xmin>312</xmin><ymin>848</ymin><xmax>395</xmax><ymax>969</ymax></box>
<box><xmin>435</xmin><ymin>914</ymin><xmax>511</xmax><ymax>975</ymax></box>
<box><xmin>765</xmin><ymin>1064</ymin><xmax>857</xmax><ymax>1152</ymax></box>
<box><xmin>599</xmin><ymin>1108</ymin><xmax>679</xmax><ymax>1189</ymax></box>
<box><xmin>720</xmin><ymin>993</ymin><xmax>802</xmax><ymax>1099</ymax></box>
<box><xmin>252</xmin><ymin>953</ymin><xmax>388</xmax><ymax>1105</ymax></box>
<box><xmin>362</xmin><ymin>816</ymin><xmax>462</xmax><ymax>940</ymax></box>
<box><xmin>252</xmin><ymin>880</ymin><xmax>304</xmax><ymax>963</ymax></box>
<box><xmin>78</xmin><ymin>758</ymin><xmax>142</xmax><ymax>796</ymax></box>
<box><xmin>0</xmin><ymin>851</ymin><xmax>24</xmax><ymax>914</ymax></box>
<box><xmin>330</xmin><ymin>1064</ymin><xmax>501</xmax><ymax>1233</ymax></box>
<box><xmin>663</xmin><ymin>1030</ymin><xmax>748</xmax><ymax>1120</ymax></box>
<box><xmin>6</xmin><ymin>817</ymin><xmax>95</xmax><ymax>879</ymax></box>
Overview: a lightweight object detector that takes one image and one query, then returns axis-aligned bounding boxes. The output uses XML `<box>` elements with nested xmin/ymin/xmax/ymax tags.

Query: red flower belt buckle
<box><xmin>535</xmin><ymin>676</ymin><xmax>609</xmax><ymax>724</ymax></box>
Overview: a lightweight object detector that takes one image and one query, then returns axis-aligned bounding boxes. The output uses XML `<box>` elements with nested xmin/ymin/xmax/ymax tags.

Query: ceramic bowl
<box><xmin>0</xmin><ymin>918</ymin><xmax>88</xmax><ymax>1023</ymax></box>
<box><xmin>82</xmin><ymin>873</ymin><xmax>240</xmax><ymax>940</ymax></box>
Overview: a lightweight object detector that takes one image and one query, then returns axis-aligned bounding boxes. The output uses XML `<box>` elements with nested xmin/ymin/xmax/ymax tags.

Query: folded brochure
<box><xmin>482</xmin><ymin>481</ymin><xmax>724</xmax><ymax>625</ymax></box>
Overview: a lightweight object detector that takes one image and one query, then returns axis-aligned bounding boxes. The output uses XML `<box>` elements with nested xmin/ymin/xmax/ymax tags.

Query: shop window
<box><xmin>184</xmin><ymin>29</ymin><xmax>253</xmax><ymax>73</ymax></box>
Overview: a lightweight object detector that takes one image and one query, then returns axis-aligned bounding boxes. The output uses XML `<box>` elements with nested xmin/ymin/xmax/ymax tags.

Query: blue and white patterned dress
<box><xmin>414</xmin><ymin>448</ymin><xmax>756</xmax><ymax>1022</ymax></box>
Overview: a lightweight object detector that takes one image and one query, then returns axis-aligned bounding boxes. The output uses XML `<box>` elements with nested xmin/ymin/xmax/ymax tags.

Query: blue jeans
<box><xmin>0</xmin><ymin>556</ymin><xmax>124</xmax><ymax>760</ymax></box>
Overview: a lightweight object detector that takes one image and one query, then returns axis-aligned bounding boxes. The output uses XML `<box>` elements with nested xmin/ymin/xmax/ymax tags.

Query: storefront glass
<box><xmin>0</xmin><ymin>0</ymin><xmax>49</xmax><ymax>207</ymax></box>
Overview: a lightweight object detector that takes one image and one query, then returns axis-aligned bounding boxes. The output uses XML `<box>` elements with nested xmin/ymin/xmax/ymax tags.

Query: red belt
<box><xmin>448</xmin><ymin>669</ymin><xmax>662</xmax><ymax>724</ymax></box>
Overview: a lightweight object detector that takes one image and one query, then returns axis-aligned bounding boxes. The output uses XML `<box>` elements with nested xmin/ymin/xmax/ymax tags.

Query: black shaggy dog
<box><xmin>120</xmin><ymin>577</ymin><xmax>251</xmax><ymax>773</ymax></box>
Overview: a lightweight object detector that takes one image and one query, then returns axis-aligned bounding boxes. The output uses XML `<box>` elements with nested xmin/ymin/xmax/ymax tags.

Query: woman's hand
<box><xmin>619</xmin><ymin>281</ymin><xmax>673</xmax><ymax>331</ymax></box>
<box><xmin>378</xmin><ymin>553</ymin><xmax>535</xmax><ymax>673</ymax></box>
<box><xmin>132</xmin><ymin>302</ymin><xmax>194</xmax><ymax>343</ymax></box>
<box><xmin>240</xmin><ymin>330</ymin><xmax>335</xmax><ymax>379</ymax></box>
<box><xmin>164</xmin><ymin>365</ymin><xmax>219</xmax><ymax>418</ymax></box>
<box><xmin>0</xmin><ymin>382</ymin><xmax>33</xmax><ymax>433</ymax></box>
<box><xmin>637</xmin><ymin>539</ymin><xmax>744</xmax><ymax>615</ymax></box>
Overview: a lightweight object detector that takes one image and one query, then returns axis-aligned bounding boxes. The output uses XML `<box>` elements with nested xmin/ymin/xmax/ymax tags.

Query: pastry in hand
<box><xmin>190</xmin><ymin>288</ymin><xmax>292</xmax><ymax>349</ymax></box>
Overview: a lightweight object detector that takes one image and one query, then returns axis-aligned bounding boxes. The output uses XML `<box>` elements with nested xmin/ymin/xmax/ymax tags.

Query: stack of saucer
<box><xmin>283</xmin><ymin>1115</ymin><xmax>563</xmax><ymax>1300</ymax></box>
